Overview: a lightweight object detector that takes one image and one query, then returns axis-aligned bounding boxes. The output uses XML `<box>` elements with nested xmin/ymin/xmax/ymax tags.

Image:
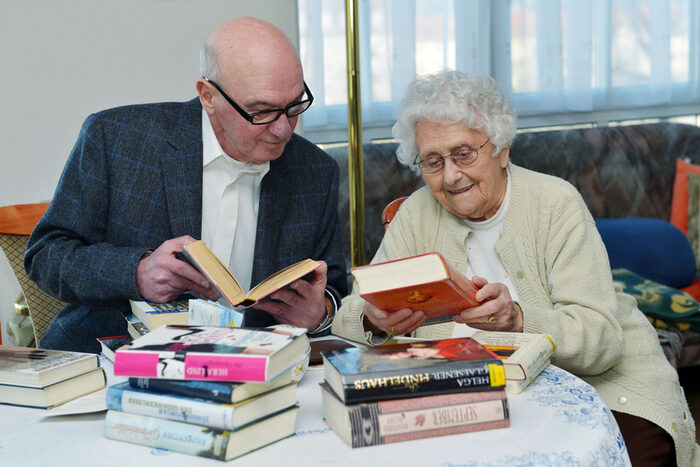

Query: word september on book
<box><xmin>351</xmin><ymin>252</ymin><xmax>479</xmax><ymax>324</ymax></box>
<box><xmin>179</xmin><ymin>240</ymin><xmax>320</xmax><ymax>309</ymax></box>
<box><xmin>113</xmin><ymin>324</ymin><xmax>310</xmax><ymax>383</ymax></box>
<box><xmin>321</xmin><ymin>382</ymin><xmax>509</xmax><ymax>448</ymax></box>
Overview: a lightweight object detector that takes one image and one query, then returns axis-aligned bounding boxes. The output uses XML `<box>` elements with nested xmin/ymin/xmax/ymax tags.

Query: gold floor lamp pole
<box><xmin>345</xmin><ymin>0</ymin><xmax>366</xmax><ymax>267</ymax></box>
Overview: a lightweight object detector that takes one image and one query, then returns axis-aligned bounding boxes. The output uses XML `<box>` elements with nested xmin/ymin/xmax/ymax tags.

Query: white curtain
<box><xmin>298</xmin><ymin>0</ymin><xmax>700</xmax><ymax>136</ymax></box>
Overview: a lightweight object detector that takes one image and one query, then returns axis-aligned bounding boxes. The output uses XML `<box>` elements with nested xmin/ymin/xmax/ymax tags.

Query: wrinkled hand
<box><xmin>362</xmin><ymin>301</ymin><xmax>427</xmax><ymax>336</ymax></box>
<box><xmin>136</xmin><ymin>236</ymin><xmax>218</xmax><ymax>303</ymax></box>
<box><xmin>453</xmin><ymin>276</ymin><xmax>524</xmax><ymax>331</ymax></box>
<box><xmin>252</xmin><ymin>261</ymin><xmax>328</xmax><ymax>331</ymax></box>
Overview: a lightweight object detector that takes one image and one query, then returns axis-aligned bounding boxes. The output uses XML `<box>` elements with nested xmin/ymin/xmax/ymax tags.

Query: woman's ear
<box><xmin>498</xmin><ymin>146</ymin><xmax>510</xmax><ymax>168</ymax></box>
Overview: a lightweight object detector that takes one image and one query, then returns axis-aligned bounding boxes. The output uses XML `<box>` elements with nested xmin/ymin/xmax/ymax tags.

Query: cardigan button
<box><xmin>618</xmin><ymin>396</ymin><xmax>627</xmax><ymax>404</ymax></box>
<box><xmin>516</xmin><ymin>271</ymin><xmax>524</xmax><ymax>279</ymax></box>
<box><xmin>671</xmin><ymin>422</ymin><xmax>677</xmax><ymax>432</ymax></box>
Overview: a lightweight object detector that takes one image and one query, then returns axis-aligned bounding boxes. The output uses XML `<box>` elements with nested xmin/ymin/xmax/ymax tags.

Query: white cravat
<box><xmin>201</xmin><ymin>110</ymin><xmax>269</xmax><ymax>292</ymax></box>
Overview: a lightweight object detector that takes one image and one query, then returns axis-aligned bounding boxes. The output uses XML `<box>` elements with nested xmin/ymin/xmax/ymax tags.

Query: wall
<box><xmin>0</xmin><ymin>0</ymin><xmax>300</xmax><ymax>345</ymax></box>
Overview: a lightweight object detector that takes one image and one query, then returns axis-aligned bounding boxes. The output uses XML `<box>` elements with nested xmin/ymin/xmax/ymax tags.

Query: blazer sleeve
<box><xmin>24</xmin><ymin>114</ymin><xmax>146</xmax><ymax>306</ymax></box>
<box><xmin>312</xmin><ymin>157</ymin><xmax>347</xmax><ymax>304</ymax></box>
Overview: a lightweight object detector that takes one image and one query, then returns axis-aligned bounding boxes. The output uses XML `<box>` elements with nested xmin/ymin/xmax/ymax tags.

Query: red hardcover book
<box><xmin>321</xmin><ymin>382</ymin><xmax>509</xmax><ymax>448</ymax></box>
<box><xmin>350</xmin><ymin>252</ymin><xmax>479</xmax><ymax>324</ymax></box>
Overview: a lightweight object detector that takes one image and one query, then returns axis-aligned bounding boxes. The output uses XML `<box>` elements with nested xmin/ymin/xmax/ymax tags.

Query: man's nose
<box><xmin>268</xmin><ymin>114</ymin><xmax>292</xmax><ymax>139</ymax></box>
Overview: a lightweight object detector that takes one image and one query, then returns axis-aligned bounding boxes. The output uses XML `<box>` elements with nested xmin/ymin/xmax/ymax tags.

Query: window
<box><xmin>299</xmin><ymin>0</ymin><xmax>700</xmax><ymax>142</ymax></box>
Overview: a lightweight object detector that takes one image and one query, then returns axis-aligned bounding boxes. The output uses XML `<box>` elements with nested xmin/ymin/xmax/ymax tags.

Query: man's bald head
<box><xmin>196</xmin><ymin>17</ymin><xmax>309</xmax><ymax>165</ymax></box>
<box><xmin>200</xmin><ymin>17</ymin><xmax>302</xmax><ymax>86</ymax></box>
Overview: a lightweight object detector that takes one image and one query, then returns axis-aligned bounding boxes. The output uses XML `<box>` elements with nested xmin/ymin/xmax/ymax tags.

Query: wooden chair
<box><xmin>381</xmin><ymin>196</ymin><xmax>408</xmax><ymax>231</ymax></box>
<box><xmin>0</xmin><ymin>203</ymin><xmax>64</xmax><ymax>346</ymax></box>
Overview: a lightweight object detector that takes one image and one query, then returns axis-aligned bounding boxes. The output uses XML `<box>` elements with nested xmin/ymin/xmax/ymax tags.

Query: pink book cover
<box><xmin>113</xmin><ymin>324</ymin><xmax>307</xmax><ymax>383</ymax></box>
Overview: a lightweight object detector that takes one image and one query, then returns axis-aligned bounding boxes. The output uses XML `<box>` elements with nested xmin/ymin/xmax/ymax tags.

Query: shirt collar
<box><xmin>201</xmin><ymin>109</ymin><xmax>270</xmax><ymax>176</ymax></box>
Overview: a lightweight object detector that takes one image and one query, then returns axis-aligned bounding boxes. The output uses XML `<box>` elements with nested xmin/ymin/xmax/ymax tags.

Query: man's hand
<box><xmin>252</xmin><ymin>261</ymin><xmax>329</xmax><ymax>331</ymax></box>
<box><xmin>136</xmin><ymin>236</ymin><xmax>218</xmax><ymax>303</ymax></box>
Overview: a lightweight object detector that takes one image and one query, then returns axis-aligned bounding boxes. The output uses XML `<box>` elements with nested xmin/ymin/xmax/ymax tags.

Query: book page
<box><xmin>248</xmin><ymin>259</ymin><xmax>320</xmax><ymax>301</ymax></box>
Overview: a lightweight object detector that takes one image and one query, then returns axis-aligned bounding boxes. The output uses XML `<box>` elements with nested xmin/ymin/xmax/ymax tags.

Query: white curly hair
<box><xmin>392</xmin><ymin>70</ymin><xmax>517</xmax><ymax>172</ymax></box>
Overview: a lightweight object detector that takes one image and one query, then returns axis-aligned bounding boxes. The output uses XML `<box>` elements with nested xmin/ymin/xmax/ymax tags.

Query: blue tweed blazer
<box><xmin>25</xmin><ymin>98</ymin><xmax>347</xmax><ymax>352</ymax></box>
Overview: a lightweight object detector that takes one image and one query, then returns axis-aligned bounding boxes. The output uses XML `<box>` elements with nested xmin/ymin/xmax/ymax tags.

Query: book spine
<box><xmin>340</xmin><ymin>360</ymin><xmax>505</xmax><ymax>403</ymax></box>
<box><xmin>106</xmin><ymin>384</ymin><xmax>236</xmax><ymax>430</ymax></box>
<box><xmin>511</xmin><ymin>337</ymin><xmax>554</xmax><ymax>380</ymax></box>
<box><xmin>128</xmin><ymin>378</ymin><xmax>233</xmax><ymax>404</ymax></box>
<box><xmin>113</xmin><ymin>352</ymin><xmax>268</xmax><ymax>382</ymax></box>
<box><xmin>104</xmin><ymin>410</ymin><xmax>232</xmax><ymax>460</ymax></box>
<box><xmin>505</xmin><ymin>358</ymin><xmax>550</xmax><ymax>394</ymax></box>
<box><xmin>346</xmin><ymin>394</ymin><xmax>509</xmax><ymax>447</ymax></box>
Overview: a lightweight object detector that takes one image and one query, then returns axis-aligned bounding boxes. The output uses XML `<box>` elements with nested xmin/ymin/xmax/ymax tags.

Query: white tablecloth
<box><xmin>0</xmin><ymin>362</ymin><xmax>630</xmax><ymax>466</ymax></box>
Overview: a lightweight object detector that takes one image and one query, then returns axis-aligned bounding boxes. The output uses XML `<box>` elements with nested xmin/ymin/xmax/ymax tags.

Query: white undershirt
<box><xmin>452</xmin><ymin>167</ymin><xmax>518</xmax><ymax>337</ymax></box>
<box><xmin>201</xmin><ymin>110</ymin><xmax>269</xmax><ymax>292</ymax></box>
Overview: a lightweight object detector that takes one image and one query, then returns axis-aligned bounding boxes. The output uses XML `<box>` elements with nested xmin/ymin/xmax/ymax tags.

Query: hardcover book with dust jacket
<box><xmin>321</xmin><ymin>338</ymin><xmax>505</xmax><ymax>404</ymax></box>
<box><xmin>113</xmin><ymin>324</ymin><xmax>309</xmax><ymax>383</ymax></box>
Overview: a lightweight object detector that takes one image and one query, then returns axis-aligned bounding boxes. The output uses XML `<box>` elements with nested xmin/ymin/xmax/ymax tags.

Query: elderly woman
<box><xmin>332</xmin><ymin>70</ymin><xmax>697</xmax><ymax>466</ymax></box>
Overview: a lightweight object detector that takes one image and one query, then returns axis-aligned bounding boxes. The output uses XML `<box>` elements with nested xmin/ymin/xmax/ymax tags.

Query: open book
<box><xmin>179</xmin><ymin>240</ymin><xmax>320</xmax><ymax>309</ymax></box>
<box><xmin>351</xmin><ymin>252</ymin><xmax>479</xmax><ymax>324</ymax></box>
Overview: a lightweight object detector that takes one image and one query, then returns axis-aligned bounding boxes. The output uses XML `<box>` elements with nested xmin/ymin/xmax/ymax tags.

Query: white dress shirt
<box><xmin>200</xmin><ymin>110</ymin><xmax>269</xmax><ymax>292</ymax></box>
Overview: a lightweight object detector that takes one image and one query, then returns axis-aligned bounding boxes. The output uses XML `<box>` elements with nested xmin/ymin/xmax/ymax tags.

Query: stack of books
<box><xmin>319</xmin><ymin>337</ymin><xmax>511</xmax><ymax>448</ymax></box>
<box><xmin>103</xmin><ymin>324</ymin><xmax>310</xmax><ymax>461</ymax></box>
<box><xmin>0</xmin><ymin>346</ymin><xmax>106</xmax><ymax>408</ymax></box>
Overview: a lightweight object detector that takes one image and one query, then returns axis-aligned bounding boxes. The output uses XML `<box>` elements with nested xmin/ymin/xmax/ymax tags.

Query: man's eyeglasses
<box><xmin>414</xmin><ymin>137</ymin><xmax>490</xmax><ymax>174</ymax></box>
<box><xmin>203</xmin><ymin>77</ymin><xmax>314</xmax><ymax>125</ymax></box>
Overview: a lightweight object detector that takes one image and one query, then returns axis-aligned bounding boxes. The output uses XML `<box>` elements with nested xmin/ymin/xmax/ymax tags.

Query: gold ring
<box><xmin>390</xmin><ymin>325</ymin><xmax>396</xmax><ymax>335</ymax></box>
<box><xmin>488</xmin><ymin>315</ymin><xmax>498</xmax><ymax>324</ymax></box>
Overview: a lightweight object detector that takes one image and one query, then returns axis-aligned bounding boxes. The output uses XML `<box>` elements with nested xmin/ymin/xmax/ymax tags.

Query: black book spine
<box><xmin>340</xmin><ymin>359</ymin><xmax>504</xmax><ymax>404</ymax></box>
<box><xmin>128</xmin><ymin>377</ymin><xmax>232</xmax><ymax>403</ymax></box>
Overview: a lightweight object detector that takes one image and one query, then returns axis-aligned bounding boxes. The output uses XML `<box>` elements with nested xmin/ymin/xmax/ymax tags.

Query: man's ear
<box><xmin>197</xmin><ymin>78</ymin><xmax>215</xmax><ymax>115</ymax></box>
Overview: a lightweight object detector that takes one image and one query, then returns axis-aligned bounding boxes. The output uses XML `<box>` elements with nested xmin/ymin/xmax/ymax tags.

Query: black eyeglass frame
<box><xmin>203</xmin><ymin>77</ymin><xmax>314</xmax><ymax>125</ymax></box>
<box><xmin>413</xmin><ymin>137</ymin><xmax>490</xmax><ymax>174</ymax></box>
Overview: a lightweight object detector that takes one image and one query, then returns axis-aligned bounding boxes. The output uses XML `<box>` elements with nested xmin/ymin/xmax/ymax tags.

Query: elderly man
<box><xmin>25</xmin><ymin>17</ymin><xmax>346</xmax><ymax>353</ymax></box>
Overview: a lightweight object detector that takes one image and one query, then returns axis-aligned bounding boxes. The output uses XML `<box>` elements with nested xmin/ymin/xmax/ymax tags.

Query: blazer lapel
<box><xmin>159</xmin><ymin>99</ymin><xmax>203</xmax><ymax>239</ymax></box>
<box><xmin>253</xmin><ymin>156</ymin><xmax>293</xmax><ymax>282</ymax></box>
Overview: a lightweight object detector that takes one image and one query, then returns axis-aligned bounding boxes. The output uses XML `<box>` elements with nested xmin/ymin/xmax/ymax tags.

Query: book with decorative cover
<box><xmin>321</xmin><ymin>338</ymin><xmax>505</xmax><ymax>404</ymax></box>
<box><xmin>107</xmin><ymin>381</ymin><xmax>297</xmax><ymax>430</ymax></box>
<box><xmin>127</xmin><ymin>352</ymin><xmax>309</xmax><ymax>403</ymax></box>
<box><xmin>96</xmin><ymin>335</ymin><xmax>132</xmax><ymax>362</ymax></box>
<box><xmin>104</xmin><ymin>405</ymin><xmax>299</xmax><ymax>461</ymax></box>
<box><xmin>470</xmin><ymin>331</ymin><xmax>555</xmax><ymax>394</ymax></box>
<box><xmin>113</xmin><ymin>324</ymin><xmax>309</xmax><ymax>383</ymax></box>
<box><xmin>321</xmin><ymin>382</ymin><xmax>509</xmax><ymax>448</ymax></box>
<box><xmin>188</xmin><ymin>299</ymin><xmax>245</xmax><ymax>327</ymax></box>
<box><xmin>350</xmin><ymin>252</ymin><xmax>480</xmax><ymax>325</ymax></box>
<box><xmin>123</xmin><ymin>313</ymin><xmax>149</xmax><ymax>340</ymax></box>
<box><xmin>128</xmin><ymin>294</ymin><xmax>192</xmax><ymax>330</ymax></box>
<box><xmin>0</xmin><ymin>346</ymin><xmax>99</xmax><ymax>387</ymax></box>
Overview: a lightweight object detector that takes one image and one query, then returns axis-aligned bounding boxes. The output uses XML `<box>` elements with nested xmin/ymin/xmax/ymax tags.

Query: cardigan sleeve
<box><xmin>513</xmin><ymin>191</ymin><xmax>625</xmax><ymax>376</ymax></box>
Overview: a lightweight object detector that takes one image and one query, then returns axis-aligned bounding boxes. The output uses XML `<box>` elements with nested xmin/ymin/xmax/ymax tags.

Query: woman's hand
<box><xmin>454</xmin><ymin>276</ymin><xmax>524</xmax><ymax>332</ymax></box>
<box><xmin>362</xmin><ymin>301</ymin><xmax>427</xmax><ymax>336</ymax></box>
